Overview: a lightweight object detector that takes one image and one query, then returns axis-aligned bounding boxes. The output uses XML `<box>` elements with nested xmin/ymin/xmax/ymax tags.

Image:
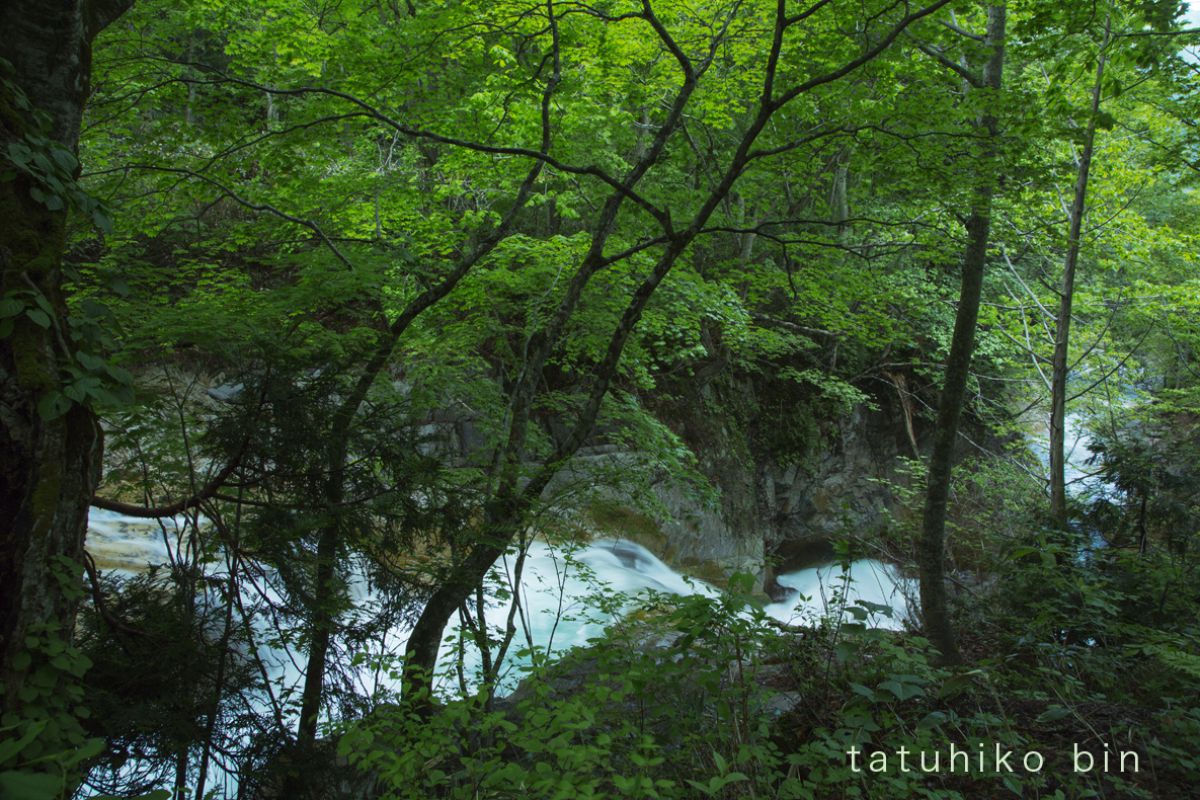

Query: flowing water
<box><xmin>1025</xmin><ymin>410</ymin><xmax>1106</xmax><ymax>499</ymax></box>
<box><xmin>82</xmin><ymin>509</ymin><xmax>910</xmax><ymax>794</ymax></box>
<box><xmin>85</xmin><ymin>511</ymin><xmax>911</xmax><ymax>687</ymax></box>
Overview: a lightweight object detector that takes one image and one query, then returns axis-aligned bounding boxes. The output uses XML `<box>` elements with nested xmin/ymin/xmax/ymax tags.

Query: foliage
<box><xmin>343</xmin><ymin>543</ymin><xmax>1200</xmax><ymax>799</ymax></box>
<box><xmin>0</xmin><ymin>624</ymin><xmax>103</xmax><ymax>800</ymax></box>
<box><xmin>342</xmin><ymin>581</ymin><xmax>805</xmax><ymax>799</ymax></box>
<box><xmin>1</xmin><ymin>0</ymin><xmax>1197</xmax><ymax>795</ymax></box>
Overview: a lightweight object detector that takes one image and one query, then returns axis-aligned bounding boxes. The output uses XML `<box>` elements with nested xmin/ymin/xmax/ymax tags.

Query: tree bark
<box><xmin>1049</xmin><ymin>17</ymin><xmax>1109</xmax><ymax>528</ymax></box>
<box><xmin>0</xmin><ymin>0</ymin><xmax>132</xmax><ymax>716</ymax></box>
<box><xmin>918</xmin><ymin>3</ymin><xmax>1006</xmax><ymax>666</ymax></box>
<box><xmin>295</xmin><ymin>507</ymin><xmax>341</xmax><ymax>749</ymax></box>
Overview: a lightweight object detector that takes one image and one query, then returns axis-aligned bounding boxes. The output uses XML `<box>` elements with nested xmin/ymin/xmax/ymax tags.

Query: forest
<box><xmin>2</xmin><ymin>0</ymin><xmax>1199</xmax><ymax>797</ymax></box>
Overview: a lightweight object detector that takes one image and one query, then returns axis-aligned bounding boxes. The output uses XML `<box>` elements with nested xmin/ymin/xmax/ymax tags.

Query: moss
<box><xmin>585</xmin><ymin>499</ymin><xmax>670</xmax><ymax>556</ymax></box>
<box><xmin>29</xmin><ymin>465</ymin><xmax>62</xmax><ymax>531</ymax></box>
<box><xmin>676</xmin><ymin>559</ymin><xmax>731</xmax><ymax>587</ymax></box>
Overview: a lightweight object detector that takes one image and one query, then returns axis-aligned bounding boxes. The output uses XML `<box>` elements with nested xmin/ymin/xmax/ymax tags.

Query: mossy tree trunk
<box><xmin>0</xmin><ymin>0</ymin><xmax>132</xmax><ymax>713</ymax></box>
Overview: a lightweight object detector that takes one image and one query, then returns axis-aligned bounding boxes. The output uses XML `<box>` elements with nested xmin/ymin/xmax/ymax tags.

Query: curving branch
<box><xmin>904</xmin><ymin>30</ymin><xmax>984</xmax><ymax>87</ymax></box>
<box><xmin>772</xmin><ymin>0</ymin><xmax>956</xmax><ymax>109</ymax></box>
<box><xmin>91</xmin><ymin>447</ymin><xmax>245</xmax><ymax>518</ymax></box>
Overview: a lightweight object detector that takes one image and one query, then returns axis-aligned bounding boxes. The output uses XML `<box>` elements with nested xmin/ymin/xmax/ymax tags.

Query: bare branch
<box><xmin>904</xmin><ymin>31</ymin><xmax>984</xmax><ymax>86</ymax></box>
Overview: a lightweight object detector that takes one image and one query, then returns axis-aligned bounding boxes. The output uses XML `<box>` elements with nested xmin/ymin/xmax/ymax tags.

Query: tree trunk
<box><xmin>403</xmin><ymin>522</ymin><xmax>516</xmax><ymax>708</ymax></box>
<box><xmin>295</xmin><ymin>517</ymin><xmax>340</xmax><ymax>748</ymax></box>
<box><xmin>1049</xmin><ymin>18</ymin><xmax>1109</xmax><ymax>528</ymax></box>
<box><xmin>0</xmin><ymin>0</ymin><xmax>131</xmax><ymax>717</ymax></box>
<box><xmin>918</xmin><ymin>3</ymin><xmax>1006</xmax><ymax>666</ymax></box>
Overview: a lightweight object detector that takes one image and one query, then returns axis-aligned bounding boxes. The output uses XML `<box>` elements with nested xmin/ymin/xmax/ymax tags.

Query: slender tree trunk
<box><xmin>403</xmin><ymin>517</ymin><xmax>518</xmax><ymax>707</ymax></box>
<box><xmin>1049</xmin><ymin>18</ymin><xmax>1109</xmax><ymax>528</ymax></box>
<box><xmin>173</xmin><ymin>748</ymin><xmax>189</xmax><ymax>800</ymax></box>
<box><xmin>295</xmin><ymin>506</ymin><xmax>341</xmax><ymax>748</ymax></box>
<box><xmin>0</xmin><ymin>0</ymin><xmax>132</xmax><ymax>717</ymax></box>
<box><xmin>918</xmin><ymin>3</ymin><xmax>1006</xmax><ymax>666</ymax></box>
<box><xmin>195</xmin><ymin>562</ymin><xmax>238</xmax><ymax>800</ymax></box>
<box><xmin>829</xmin><ymin>149</ymin><xmax>850</xmax><ymax>236</ymax></box>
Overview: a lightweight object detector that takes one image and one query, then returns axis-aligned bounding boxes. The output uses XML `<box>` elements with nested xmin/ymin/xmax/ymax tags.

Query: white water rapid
<box><xmin>81</xmin><ymin>509</ymin><xmax>911</xmax><ymax>796</ymax></box>
<box><xmin>86</xmin><ymin>511</ymin><xmax>911</xmax><ymax>691</ymax></box>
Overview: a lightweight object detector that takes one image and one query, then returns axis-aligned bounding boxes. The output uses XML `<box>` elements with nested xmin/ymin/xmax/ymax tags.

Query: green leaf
<box><xmin>917</xmin><ymin>711</ymin><xmax>947</xmax><ymax>731</ymax></box>
<box><xmin>76</xmin><ymin>351</ymin><xmax>106</xmax><ymax>371</ymax></box>
<box><xmin>36</xmin><ymin>392</ymin><xmax>71</xmax><ymax>421</ymax></box>
<box><xmin>1035</xmin><ymin>704</ymin><xmax>1072</xmax><ymax>723</ymax></box>
<box><xmin>51</xmin><ymin>148</ymin><xmax>78</xmax><ymax>173</ymax></box>
<box><xmin>24</xmin><ymin>309</ymin><xmax>50</xmax><ymax>328</ymax></box>
<box><xmin>92</xmin><ymin>207</ymin><xmax>114</xmax><ymax>234</ymax></box>
<box><xmin>0</xmin><ymin>770</ymin><xmax>64</xmax><ymax>799</ymax></box>
<box><xmin>7</xmin><ymin>142</ymin><xmax>32</xmax><ymax>167</ymax></box>
<box><xmin>103</xmin><ymin>363</ymin><xmax>134</xmax><ymax>386</ymax></box>
<box><xmin>849</xmin><ymin>683</ymin><xmax>878</xmax><ymax>701</ymax></box>
<box><xmin>0</xmin><ymin>721</ymin><xmax>46</xmax><ymax>766</ymax></box>
<box><xmin>877</xmin><ymin>679</ymin><xmax>924</xmax><ymax>701</ymax></box>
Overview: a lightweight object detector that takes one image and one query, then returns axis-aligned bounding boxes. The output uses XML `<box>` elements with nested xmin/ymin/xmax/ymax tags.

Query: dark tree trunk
<box><xmin>295</xmin><ymin>515</ymin><xmax>341</xmax><ymax>748</ymax></box>
<box><xmin>1049</xmin><ymin>18</ymin><xmax>1109</xmax><ymax>529</ymax></box>
<box><xmin>918</xmin><ymin>3</ymin><xmax>1006</xmax><ymax>666</ymax></box>
<box><xmin>403</xmin><ymin>521</ymin><xmax>518</xmax><ymax>707</ymax></box>
<box><xmin>0</xmin><ymin>0</ymin><xmax>131</xmax><ymax>716</ymax></box>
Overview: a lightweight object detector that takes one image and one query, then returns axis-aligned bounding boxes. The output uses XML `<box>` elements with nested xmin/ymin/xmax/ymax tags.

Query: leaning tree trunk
<box><xmin>918</xmin><ymin>3</ymin><xmax>1006</xmax><ymax>666</ymax></box>
<box><xmin>1049</xmin><ymin>17</ymin><xmax>1109</xmax><ymax>529</ymax></box>
<box><xmin>0</xmin><ymin>0</ymin><xmax>132</xmax><ymax>715</ymax></box>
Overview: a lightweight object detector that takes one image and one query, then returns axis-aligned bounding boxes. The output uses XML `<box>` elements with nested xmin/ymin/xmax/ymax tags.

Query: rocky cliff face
<box><xmin>381</xmin><ymin>371</ymin><xmax>923</xmax><ymax>592</ymax></box>
<box><xmin>611</xmin><ymin>374</ymin><xmax>921</xmax><ymax>595</ymax></box>
<box><xmin>760</xmin><ymin>402</ymin><xmax>912</xmax><ymax>565</ymax></box>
